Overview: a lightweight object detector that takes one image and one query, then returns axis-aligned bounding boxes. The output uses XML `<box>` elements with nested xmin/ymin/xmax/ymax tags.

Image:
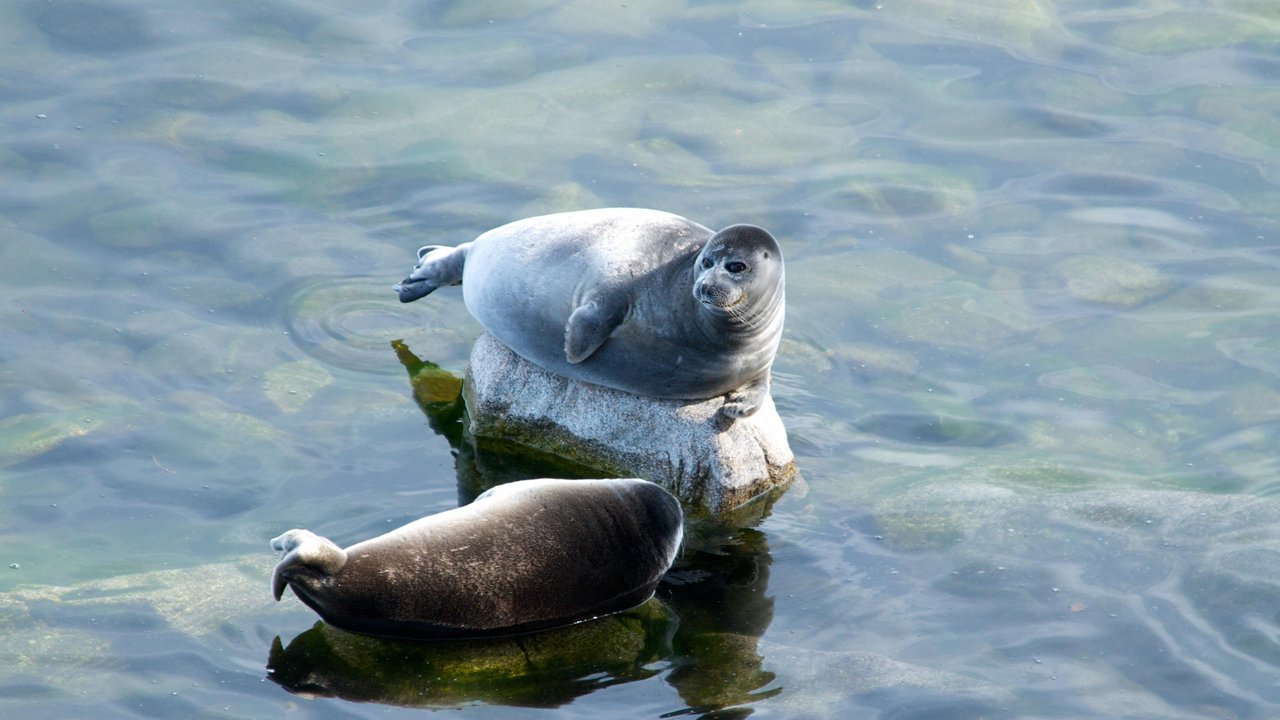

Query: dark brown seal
<box><xmin>270</xmin><ymin>478</ymin><xmax>683</xmax><ymax>640</ymax></box>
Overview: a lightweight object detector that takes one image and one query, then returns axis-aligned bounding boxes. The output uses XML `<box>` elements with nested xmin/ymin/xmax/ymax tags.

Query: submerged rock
<box><xmin>756</xmin><ymin>640</ymin><xmax>1013</xmax><ymax>718</ymax></box>
<box><xmin>462</xmin><ymin>332</ymin><xmax>796</xmax><ymax>515</ymax></box>
<box><xmin>1057</xmin><ymin>254</ymin><xmax>1167</xmax><ymax>307</ymax></box>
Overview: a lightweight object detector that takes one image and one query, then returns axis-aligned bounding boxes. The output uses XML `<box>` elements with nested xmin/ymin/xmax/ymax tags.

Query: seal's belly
<box><xmin>574</xmin><ymin>327</ymin><xmax>750</xmax><ymax>398</ymax></box>
<box><xmin>462</xmin><ymin>253</ymin><xmax>747</xmax><ymax>399</ymax></box>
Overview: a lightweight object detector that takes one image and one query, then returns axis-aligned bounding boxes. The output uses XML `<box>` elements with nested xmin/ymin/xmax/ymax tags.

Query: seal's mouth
<box><xmin>696</xmin><ymin>285</ymin><xmax>745</xmax><ymax>310</ymax></box>
<box><xmin>394</xmin><ymin>278</ymin><xmax>432</xmax><ymax>303</ymax></box>
<box><xmin>702</xmin><ymin>296</ymin><xmax>743</xmax><ymax>310</ymax></box>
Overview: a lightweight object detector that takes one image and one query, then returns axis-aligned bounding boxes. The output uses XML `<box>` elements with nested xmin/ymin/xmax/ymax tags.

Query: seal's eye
<box><xmin>726</xmin><ymin>261</ymin><xmax>748</xmax><ymax>273</ymax></box>
<box><xmin>702</xmin><ymin>257</ymin><xmax>713</xmax><ymax>269</ymax></box>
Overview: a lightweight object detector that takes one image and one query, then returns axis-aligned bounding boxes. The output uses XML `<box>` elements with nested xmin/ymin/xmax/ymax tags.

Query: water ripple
<box><xmin>280</xmin><ymin>275</ymin><xmax>473</xmax><ymax>376</ymax></box>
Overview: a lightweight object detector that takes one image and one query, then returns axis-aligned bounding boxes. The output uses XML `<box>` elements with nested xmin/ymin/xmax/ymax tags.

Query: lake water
<box><xmin>3</xmin><ymin>0</ymin><xmax>1279</xmax><ymax>718</ymax></box>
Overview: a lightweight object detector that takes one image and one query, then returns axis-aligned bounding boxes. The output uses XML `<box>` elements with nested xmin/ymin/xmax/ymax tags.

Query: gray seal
<box><xmin>393</xmin><ymin>208</ymin><xmax>785</xmax><ymax>419</ymax></box>
<box><xmin>270</xmin><ymin>477</ymin><xmax>684</xmax><ymax>640</ymax></box>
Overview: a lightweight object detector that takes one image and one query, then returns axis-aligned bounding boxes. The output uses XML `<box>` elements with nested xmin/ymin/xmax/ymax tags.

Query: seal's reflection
<box><xmin>661</xmin><ymin>523</ymin><xmax>780</xmax><ymax>717</ymax></box>
<box><xmin>264</xmin><ymin>342</ymin><xmax>780</xmax><ymax>713</ymax></box>
<box><xmin>268</xmin><ymin>600</ymin><xmax>675</xmax><ymax>708</ymax></box>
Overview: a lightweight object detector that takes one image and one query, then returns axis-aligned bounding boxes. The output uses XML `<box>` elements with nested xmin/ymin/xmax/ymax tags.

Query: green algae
<box><xmin>267</xmin><ymin>600</ymin><xmax>674</xmax><ymax>708</ymax></box>
<box><xmin>0</xmin><ymin>405</ymin><xmax>142</xmax><ymax>468</ymax></box>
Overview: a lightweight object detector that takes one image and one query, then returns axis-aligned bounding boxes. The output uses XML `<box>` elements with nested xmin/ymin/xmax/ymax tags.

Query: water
<box><xmin>3</xmin><ymin>0</ymin><xmax>1279</xmax><ymax>717</ymax></box>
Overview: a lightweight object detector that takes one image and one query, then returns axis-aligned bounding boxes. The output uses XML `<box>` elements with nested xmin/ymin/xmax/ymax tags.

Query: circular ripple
<box><xmin>282</xmin><ymin>275</ymin><xmax>476</xmax><ymax>375</ymax></box>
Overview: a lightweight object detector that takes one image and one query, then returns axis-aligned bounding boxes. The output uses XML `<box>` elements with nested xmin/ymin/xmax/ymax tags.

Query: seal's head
<box><xmin>693</xmin><ymin>224</ymin><xmax>784</xmax><ymax>323</ymax></box>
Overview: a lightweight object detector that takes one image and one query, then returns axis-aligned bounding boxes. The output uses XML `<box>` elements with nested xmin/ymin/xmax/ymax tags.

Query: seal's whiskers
<box><xmin>729</xmin><ymin>302</ymin><xmax>760</xmax><ymax>330</ymax></box>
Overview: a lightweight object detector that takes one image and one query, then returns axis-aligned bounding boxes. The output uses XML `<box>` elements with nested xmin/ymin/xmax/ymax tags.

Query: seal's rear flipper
<box><xmin>394</xmin><ymin>278</ymin><xmax>436</xmax><ymax>303</ymax></box>
<box><xmin>270</xmin><ymin>529</ymin><xmax>348</xmax><ymax>601</ymax></box>
<box><xmin>394</xmin><ymin>243</ymin><xmax>470</xmax><ymax>303</ymax></box>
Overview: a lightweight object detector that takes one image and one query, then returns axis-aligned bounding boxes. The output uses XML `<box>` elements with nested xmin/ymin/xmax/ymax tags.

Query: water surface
<box><xmin>3</xmin><ymin>1</ymin><xmax>1279</xmax><ymax>718</ymax></box>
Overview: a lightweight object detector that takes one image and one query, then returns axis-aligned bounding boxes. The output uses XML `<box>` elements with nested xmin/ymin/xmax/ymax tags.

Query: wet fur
<box><xmin>271</xmin><ymin>478</ymin><xmax>684</xmax><ymax>640</ymax></box>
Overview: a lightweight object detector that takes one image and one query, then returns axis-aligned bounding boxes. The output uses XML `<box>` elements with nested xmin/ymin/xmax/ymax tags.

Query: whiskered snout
<box><xmin>694</xmin><ymin>280</ymin><xmax>743</xmax><ymax>309</ymax></box>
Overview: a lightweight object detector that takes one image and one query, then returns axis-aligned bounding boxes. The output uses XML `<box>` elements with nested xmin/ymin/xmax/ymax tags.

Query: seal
<box><xmin>393</xmin><ymin>208</ymin><xmax>785</xmax><ymax>419</ymax></box>
<box><xmin>270</xmin><ymin>477</ymin><xmax>684</xmax><ymax>641</ymax></box>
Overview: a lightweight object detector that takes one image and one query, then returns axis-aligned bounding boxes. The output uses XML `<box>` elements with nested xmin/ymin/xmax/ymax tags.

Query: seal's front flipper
<box><xmin>394</xmin><ymin>243</ymin><xmax>470</xmax><ymax>303</ymax></box>
<box><xmin>565</xmin><ymin>293</ymin><xmax>628</xmax><ymax>364</ymax></box>
<box><xmin>718</xmin><ymin>373</ymin><xmax>771</xmax><ymax>422</ymax></box>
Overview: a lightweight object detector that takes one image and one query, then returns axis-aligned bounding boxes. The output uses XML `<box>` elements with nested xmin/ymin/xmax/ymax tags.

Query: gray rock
<box><xmin>463</xmin><ymin>332</ymin><xmax>797</xmax><ymax>515</ymax></box>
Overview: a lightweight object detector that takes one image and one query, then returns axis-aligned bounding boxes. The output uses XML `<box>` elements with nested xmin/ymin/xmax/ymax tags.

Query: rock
<box><xmin>1056</xmin><ymin>254</ymin><xmax>1167</xmax><ymax>307</ymax></box>
<box><xmin>462</xmin><ymin>332</ymin><xmax>797</xmax><ymax>515</ymax></box>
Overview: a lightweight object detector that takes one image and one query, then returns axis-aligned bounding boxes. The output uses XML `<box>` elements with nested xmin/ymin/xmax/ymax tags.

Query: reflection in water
<box><xmin>264</xmin><ymin>341</ymin><xmax>782</xmax><ymax>713</ymax></box>
<box><xmin>661</xmin><ymin>525</ymin><xmax>780</xmax><ymax>717</ymax></box>
<box><xmin>390</xmin><ymin>339</ymin><xmax>465</xmax><ymax>445</ymax></box>
<box><xmin>267</xmin><ymin>602</ymin><xmax>674</xmax><ymax>708</ymax></box>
